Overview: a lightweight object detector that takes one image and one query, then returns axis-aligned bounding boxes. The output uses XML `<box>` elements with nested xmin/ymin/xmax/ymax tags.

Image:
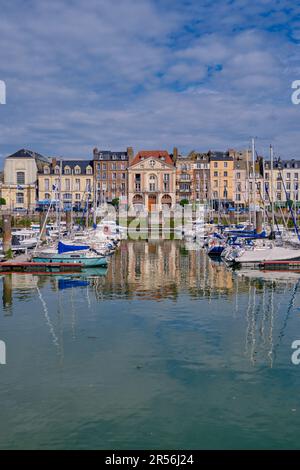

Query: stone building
<box><xmin>37</xmin><ymin>158</ymin><xmax>94</xmax><ymax>210</ymax></box>
<box><xmin>128</xmin><ymin>150</ymin><xmax>176</xmax><ymax>211</ymax></box>
<box><xmin>175</xmin><ymin>153</ymin><xmax>194</xmax><ymax>203</ymax></box>
<box><xmin>92</xmin><ymin>147</ymin><xmax>132</xmax><ymax>205</ymax></box>
<box><xmin>264</xmin><ymin>159</ymin><xmax>300</xmax><ymax>206</ymax></box>
<box><xmin>209</xmin><ymin>151</ymin><xmax>234</xmax><ymax>207</ymax></box>
<box><xmin>190</xmin><ymin>151</ymin><xmax>210</xmax><ymax>202</ymax></box>
<box><xmin>0</xmin><ymin>149</ymin><xmax>47</xmax><ymax>211</ymax></box>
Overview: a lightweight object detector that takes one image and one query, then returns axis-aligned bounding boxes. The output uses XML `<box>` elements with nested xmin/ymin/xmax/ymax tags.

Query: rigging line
<box><xmin>273</xmin><ymin>278</ymin><xmax>300</xmax><ymax>360</ymax></box>
<box><xmin>36</xmin><ymin>285</ymin><xmax>60</xmax><ymax>352</ymax></box>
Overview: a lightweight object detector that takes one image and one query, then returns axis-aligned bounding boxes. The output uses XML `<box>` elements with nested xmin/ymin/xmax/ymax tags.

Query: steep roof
<box><xmin>6</xmin><ymin>148</ymin><xmax>49</xmax><ymax>163</ymax></box>
<box><xmin>131</xmin><ymin>150</ymin><xmax>174</xmax><ymax>167</ymax></box>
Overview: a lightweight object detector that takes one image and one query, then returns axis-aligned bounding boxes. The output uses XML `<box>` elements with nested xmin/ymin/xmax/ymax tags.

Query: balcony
<box><xmin>178</xmin><ymin>175</ymin><xmax>191</xmax><ymax>181</ymax></box>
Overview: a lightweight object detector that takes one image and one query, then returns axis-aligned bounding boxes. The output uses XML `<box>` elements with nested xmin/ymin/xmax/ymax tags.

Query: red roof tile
<box><xmin>131</xmin><ymin>150</ymin><xmax>174</xmax><ymax>166</ymax></box>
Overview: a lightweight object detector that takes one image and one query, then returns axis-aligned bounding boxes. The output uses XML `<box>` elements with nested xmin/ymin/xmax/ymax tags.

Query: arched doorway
<box><xmin>161</xmin><ymin>194</ymin><xmax>172</xmax><ymax>209</ymax></box>
<box><xmin>148</xmin><ymin>194</ymin><xmax>157</xmax><ymax>212</ymax></box>
<box><xmin>132</xmin><ymin>194</ymin><xmax>144</xmax><ymax>211</ymax></box>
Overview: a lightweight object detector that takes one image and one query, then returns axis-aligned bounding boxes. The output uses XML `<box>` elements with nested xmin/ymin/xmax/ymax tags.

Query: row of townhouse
<box><xmin>1</xmin><ymin>147</ymin><xmax>299</xmax><ymax>212</ymax></box>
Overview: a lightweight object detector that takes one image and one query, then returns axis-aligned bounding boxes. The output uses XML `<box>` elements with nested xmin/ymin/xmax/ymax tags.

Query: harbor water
<box><xmin>1</xmin><ymin>240</ymin><xmax>300</xmax><ymax>449</ymax></box>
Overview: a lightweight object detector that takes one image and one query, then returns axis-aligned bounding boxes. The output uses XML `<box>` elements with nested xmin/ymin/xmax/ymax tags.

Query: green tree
<box><xmin>111</xmin><ymin>198</ymin><xmax>120</xmax><ymax>208</ymax></box>
<box><xmin>0</xmin><ymin>197</ymin><xmax>6</xmax><ymax>206</ymax></box>
<box><xmin>179</xmin><ymin>199</ymin><xmax>189</xmax><ymax>207</ymax></box>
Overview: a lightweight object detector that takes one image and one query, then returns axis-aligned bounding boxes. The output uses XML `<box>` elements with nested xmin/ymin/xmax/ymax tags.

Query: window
<box><xmin>44</xmin><ymin>179</ymin><xmax>49</xmax><ymax>191</ymax></box>
<box><xmin>295</xmin><ymin>173</ymin><xmax>298</xmax><ymax>179</ymax></box>
<box><xmin>236</xmin><ymin>172</ymin><xmax>241</xmax><ymax>179</ymax></box>
<box><xmin>54</xmin><ymin>166</ymin><xmax>60</xmax><ymax>175</ymax></box>
<box><xmin>102</xmin><ymin>163</ymin><xmax>107</xmax><ymax>170</ymax></box>
<box><xmin>112</xmin><ymin>173</ymin><xmax>117</xmax><ymax>180</ymax></box>
<box><xmin>86</xmin><ymin>179</ymin><xmax>91</xmax><ymax>191</ymax></box>
<box><xmin>75</xmin><ymin>193</ymin><xmax>81</xmax><ymax>200</ymax></box>
<box><xmin>65</xmin><ymin>179</ymin><xmax>71</xmax><ymax>191</ymax></box>
<box><xmin>111</xmin><ymin>163</ymin><xmax>117</xmax><ymax>170</ymax></box>
<box><xmin>122</xmin><ymin>173</ymin><xmax>126</xmax><ymax>180</ymax></box>
<box><xmin>265</xmin><ymin>172</ymin><xmax>269</xmax><ymax>180</ymax></box>
<box><xmin>214</xmin><ymin>180</ymin><xmax>218</xmax><ymax>188</ymax></box>
<box><xmin>224</xmin><ymin>171</ymin><xmax>228</xmax><ymax>177</ymax></box>
<box><xmin>164</xmin><ymin>174</ymin><xmax>170</xmax><ymax>182</ymax></box>
<box><xmin>214</xmin><ymin>162</ymin><xmax>218</xmax><ymax>168</ymax></box>
<box><xmin>45</xmin><ymin>193</ymin><xmax>51</xmax><ymax>200</ymax></box>
<box><xmin>74</xmin><ymin>166</ymin><xmax>81</xmax><ymax>175</ymax></box>
<box><xmin>64</xmin><ymin>166</ymin><xmax>71</xmax><ymax>175</ymax></box>
<box><xmin>224</xmin><ymin>162</ymin><xmax>228</xmax><ymax>168</ymax></box>
<box><xmin>16</xmin><ymin>171</ymin><xmax>25</xmax><ymax>185</ymax></box>
<box><xmin>16</xmin><ymin>192</ymin><xmax>24</xmax><ymax>204</ymax></box>
<box><xmin>286</xmin><ymin>182</ymin><xmax>291</xmax><ymax>190</ymax></box>
<box><xmin>287</xmin><ymin>173</ymin><xmax>291</xmax><ymax>179</ymax></box>
<box><xmin>63</xmin><ymin>193</ymin><xmax>72</xmax><ymax>200</ymax></box>
<box><xmin>224</xmin><ymin>180</ymin><xmax>228</xmax><ymax>187</ymax></box>
<box><xmin>149</xmin><ymin>174</ymin><xmax>157</xmax><ymax>192</ymax></box>
<box><xmin>277</xmin><ymin>182</ymin><xmax>281</xmax><ymax>190</ymax></box>
<box><xmin>121</xmin><ymin>163</ymin><xmax>126</xmax><ymax>170</ymax></box>
<box><xmin>214</xmin><ymin>171</ymin><xmax>218</xmax><ymax>177</ymax></box>
<box><xmin>75</xmin><ymin>179</ymin><xmax>80</xmax><ymax>191</ymax></box>
<box><xmin>44</xmin><ymin>166</ymin><xmax>50</xmax><ymax>174</ymax></box>
<box><xmin>102</xmin><ymin>172</ymin><xmax>107</xmax><ymax>180</ymax></box>
<box><xmin>86</xmin><ymin>166</ymin><xmax>92</xmax><ymax>175</ymax></box>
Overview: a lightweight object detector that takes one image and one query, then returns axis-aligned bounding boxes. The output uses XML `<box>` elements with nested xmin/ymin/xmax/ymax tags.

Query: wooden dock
<box><xmin>0</xmin><ymin>261</ymin><xmax>83</xmax><ymax>273</ymax></box>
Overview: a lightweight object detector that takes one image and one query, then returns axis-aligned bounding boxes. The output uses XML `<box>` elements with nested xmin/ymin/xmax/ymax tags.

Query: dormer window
<box><xmin>54</xmin><ymin>166</ymin><xmax>60</xmax><ymax>175</ymax></box>
<box><xmin>112</xmin><ymin>154</ymin><xmax>117</xmax><ymax>160</ymax></box>
<box><xmin>121</xmin><ymin>155</ymin><xmax>126</xmax><ymax>160</ymax></box>
<box><xmin>74</xmin><ymin>166</ymin><xmax>81</xmax><ymax>175</ymax></box>
<box><xmin>86</xmin><ymin>166</ymin><xmax>93</xmax><ymax>175</ymax></box>
<box><xmin>44</xmin><ymin>166</ymin><xmax>50</xmax><ymax>174</ymax></box>
<box><xmin>64</xmin><ymin>166</ymin><xmax>71</xmax><ymax>175</ymax></box>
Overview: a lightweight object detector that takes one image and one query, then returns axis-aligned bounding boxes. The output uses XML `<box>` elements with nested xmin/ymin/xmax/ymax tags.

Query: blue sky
<box><xmin>0</xmin><ymin>0</ymin><xmax>300</xmax><ymax>163</ymax></box>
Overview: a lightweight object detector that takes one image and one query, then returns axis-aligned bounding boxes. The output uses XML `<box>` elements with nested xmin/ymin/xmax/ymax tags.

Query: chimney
<box><xmin>93</xmin><ymin>147</ymin><xmax>99</xmax><ymax>159</ymax></box>
<box><xmin>172</xmin><ymin>147</ymin><xmax>178</xmax><ymax>163</ymax></box>
<box><xmin>127</xmin><ymin>147</ymin><xmax>134</xmax><ymax>165</ymax></box>
<box><xmin>51</xmin><ymin>158</ymin><xmax>57</xmax><ymax>169</ymax></box>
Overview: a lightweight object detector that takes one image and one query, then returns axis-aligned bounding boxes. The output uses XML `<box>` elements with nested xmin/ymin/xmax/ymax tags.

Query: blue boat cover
<box><xmin>58</xmin><ymin>241</ymin><xmax>90</xmax><ymax>254</ymax></box>
<box><xmin>58</xmin><ymin>279</ymin><xmax>89</xmax><ymax>290</ymax></box>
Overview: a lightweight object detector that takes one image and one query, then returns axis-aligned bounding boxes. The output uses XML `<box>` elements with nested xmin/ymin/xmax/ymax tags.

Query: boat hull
<box><xmin>33</xmin><ymin>255</ymin><xmax>108</xmax><ymax>268</ymax></box>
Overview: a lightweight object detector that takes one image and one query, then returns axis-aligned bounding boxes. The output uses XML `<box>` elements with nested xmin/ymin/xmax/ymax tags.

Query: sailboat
<box><xmin>32</xmin><ymin>241</ymin><xmax>109</xmax><ymax>268</ymax></box>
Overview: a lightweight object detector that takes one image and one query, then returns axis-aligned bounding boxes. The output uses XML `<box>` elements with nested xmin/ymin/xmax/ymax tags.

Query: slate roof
<box><xmin>265</xmin><ymin>159</ymin><xmax>300</xmax><ymax>169</ymax></box>
<box><xmin>40</xmin><ymin>159</ymin><xmax>94</xmax><ymax>174</ymax></box>
<box><xmin>6</xmin><ymin>148</ymin><xmax>49</xmax><ymax>163</ymax></box>
<box><xmin>93</xmin><ymin>149</ymin><xmax>128</xmax><ymax>161</ymax></box>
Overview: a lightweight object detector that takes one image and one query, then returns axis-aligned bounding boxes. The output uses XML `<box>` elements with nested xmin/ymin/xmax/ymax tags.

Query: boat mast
<box><xmin>252</xmin><ymin>137</ymin><xmax>256</xmax><ymax>230</ymax></box>
<box><xmin>58</xmin><ymin>159</ymin><xmax>63</xmax><ymax>240</ymax></box>
<box><xmin>246</xmin><ymin>148</ymin><xmax>251</xmax><ymax>226</ymax></box>
<box><xmin>270</xmin><ymin>144</ymin><xmax>275</xmax><ymax>234</ymax></box>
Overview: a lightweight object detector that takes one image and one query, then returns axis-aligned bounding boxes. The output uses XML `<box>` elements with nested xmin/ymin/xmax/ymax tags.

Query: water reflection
<box><xmin>1</xmin><ymin>241</ymin><xmax>300</xmax><ymax>449</ymax></box>
<box><xmin>1</xmin><ymin>240</ymin><xmax>300</xmax><ymax>371</ymax></box>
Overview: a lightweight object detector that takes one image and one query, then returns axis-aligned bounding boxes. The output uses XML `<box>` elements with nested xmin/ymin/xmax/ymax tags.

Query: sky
<box><xmin>0</xmin><ymin>0</ymin><xmax>300</xmax><ymax>164</ymax></box>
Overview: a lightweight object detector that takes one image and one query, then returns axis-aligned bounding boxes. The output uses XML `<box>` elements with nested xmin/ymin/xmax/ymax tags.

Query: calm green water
<box><xmin>1</xmin><ymin>240</ymin><xmax>300</xmax><ymax>449</ymax></box>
